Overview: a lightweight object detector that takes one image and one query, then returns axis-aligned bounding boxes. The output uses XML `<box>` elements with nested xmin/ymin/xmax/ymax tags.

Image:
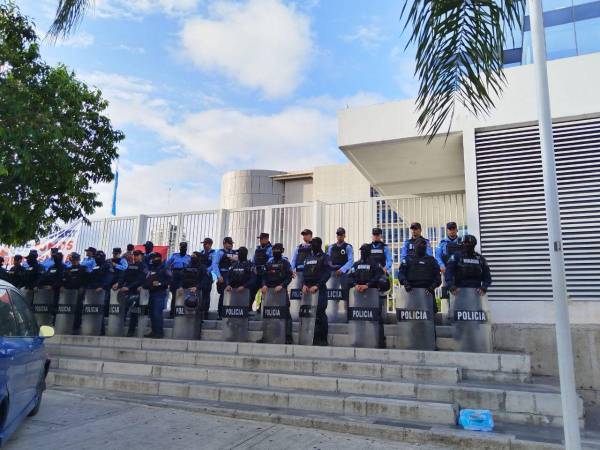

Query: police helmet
<box><xmin>463</xmin><ymin>234</ymin><xmax>477</xmax><ymax>246</ymax></box>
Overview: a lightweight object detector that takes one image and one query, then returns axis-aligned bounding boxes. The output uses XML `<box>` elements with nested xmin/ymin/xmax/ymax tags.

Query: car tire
<box><xmin>27</xmin><ymin>380</ymin><xmax>44</xmax><ymax>417</ymax></box>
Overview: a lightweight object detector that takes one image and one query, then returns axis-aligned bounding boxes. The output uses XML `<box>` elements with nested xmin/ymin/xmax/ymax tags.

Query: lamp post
<box><xmin>528</xmin><ymin>0</ymin><xmax>582</xmax><ymax>447</ymax></box>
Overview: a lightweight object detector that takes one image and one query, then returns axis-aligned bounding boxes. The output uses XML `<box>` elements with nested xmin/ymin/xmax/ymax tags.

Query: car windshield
<box><xmin>0</xmin><ymin>288</ymin><xmax>19</xmax><ymax>336</ymax></box>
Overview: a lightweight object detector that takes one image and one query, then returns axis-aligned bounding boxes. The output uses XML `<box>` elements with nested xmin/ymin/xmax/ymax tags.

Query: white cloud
<box><xmin>340</xmin><ymin>23</ymin><xmax>387</xmax><ymax>50</ymax></box>
<box><xmin>84</xmin><ymin>71</ymin><xmax>388</xmax><ymax>217</ymax></box>
<box><xmin>116</xmin><ymin>44</ymin><xmax>146</xmax><ymax>54</ymax></box>
<box><xmin>54</xmin><ymin>31</ymin><xmax>95</xmax><ymax>48</ymax></box>
<box><xmin>181</xmin><ymin>0</ymin><xmax>313</xmax><ymax>98</ymax></box>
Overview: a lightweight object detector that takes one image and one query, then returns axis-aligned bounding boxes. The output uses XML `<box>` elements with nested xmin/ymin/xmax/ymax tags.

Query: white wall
<box><xmin>313</xmin><ymin>163</ymin><xmax>371</xmax><ymax>203</ymax></box>
<box><xmin>220</xmin><ymin>170</ymin><xmax>285</xmax><ymax>209</ymax></box>
<box><xmin>284</xmin><ymin>178</ymin><xmax>313</xmax><ymax>204</ymax></box>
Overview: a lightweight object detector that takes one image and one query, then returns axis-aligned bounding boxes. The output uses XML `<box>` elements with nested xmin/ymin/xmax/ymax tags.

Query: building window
<box><xmin>545</xmin><ymin>22</ymin><xmax>578</xmax><ymax>59</ymax></box>
<box><xmin>575</xmin><ymin>16</ymin><xmax>600</xmax><ymax>54</ymax></box>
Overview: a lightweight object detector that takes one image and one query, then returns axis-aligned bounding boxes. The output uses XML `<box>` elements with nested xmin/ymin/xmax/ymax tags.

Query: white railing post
<box><xmin>99</xmin><ymin>218</ymin><xmax>109</xmax><ymax>250</ymax></box>
<box><xmin>313</xmin><ymin>200</ymin><xmax>323</xmax><ymax>237</ymax></box>
<box><xmin>175</xmin><ymin>212</ymin><xmax>185</xmax><ymax>245</ymax></box>
<box><xmin>215</xmin><ymin>209</ymin><xmax>228</xmax><ymax>248</ymax></box>
<box><xmin>264</xmin><ymin>206</ymin><xmax>274</xmax><ymax>240</ymax></box>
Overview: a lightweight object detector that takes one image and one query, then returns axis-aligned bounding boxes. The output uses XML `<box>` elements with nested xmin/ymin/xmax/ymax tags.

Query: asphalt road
<box><xmin>5</xmin><ymin>389</ymin><xmax>447</xmax><ymax>450</ymax></box>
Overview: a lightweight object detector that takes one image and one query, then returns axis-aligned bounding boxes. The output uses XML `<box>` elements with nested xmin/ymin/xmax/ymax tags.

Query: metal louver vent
<box><xmin>475</xmin><ymin>117</ymin><xmax>600</xmax><ymax>302</ymax></box>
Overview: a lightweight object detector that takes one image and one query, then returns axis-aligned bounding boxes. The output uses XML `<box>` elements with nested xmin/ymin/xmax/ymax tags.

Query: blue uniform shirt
<box><xmin>81</xmin><ymin>256</ymin><xmax>96</xmax><ymax>272</ymax></box>
<box><xmin>42</xmin><ymin>258</ymin><xmax>54</xmax><ymax>270</ymax></box>
<box><xmin>166</xmin><ymin>253</ymin><xmax>191</xmax><ymax>270</ymax></box>
<box><xmin>252</xmin><ymin>244</ymin><xmax>273</xmax><ymax>265</ymax></box>
<box><xmin>327</xmin><ymin>242</ymin><xmax>354</xmax><ymax>273</ymax></box>
<box><xmin>199</xmin><ymin>248</ymin><xmax>217</xmax><ymax>281</ymax></box>
<box><xmin>212</xmin><ymin>249</ymin><xmax>237</xmax><ymax>279</ymax></box>
<box><xmin>400</xmin><ymin>238</ymin><xmax>433</xmax><ymax>260</ymax></box>
<box><xmin>110</xmin><ymin>256</ymin><xmax>129</xmax><ymax>271</ymax></box>
<box><xmin>435</xmin><ymin>236</ymin><xmax>462</xmax><ymax>270</ymax></box>
<box><xmin>291</xmin><ymin>243</ymin><xmax>312</xmax><ymax>271</ymax></box>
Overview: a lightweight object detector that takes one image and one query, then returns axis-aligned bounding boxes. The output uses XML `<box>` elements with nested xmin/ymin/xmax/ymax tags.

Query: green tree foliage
<box><xmin>0</xmin><ymin>2</ymin><xmax>124</xmax><ymax>245</ymax></box>
<box><xmin>400</xmin><ymin>0</ymin><xmax>525</xmax><ymax>140</ymax></box>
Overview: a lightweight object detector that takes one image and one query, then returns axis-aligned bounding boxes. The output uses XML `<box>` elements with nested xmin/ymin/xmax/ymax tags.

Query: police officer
<box><xmin>435</xmin><ymin>221</ymin><xmax>462</xmax><ymax>274</ymax></box>
<box><xmin>291</xmin><ymin>229</ymin><xmax>313</xmax><ymax>276</ymax></box>
<box><xmin>143</xmin><ymin>241</ymin><xmax>154</xmax><ymax>265</ymax></box>
<box><xmin>85</xmin><ymin>251</ymin><xmax>113</xmax><ymax>294</ymax></box>
<box><xmin>38</xmin><ymin>251</ymin><xmax>66</xmax><ymax>314</ymax></box>
<box><xmin>123</xmin><ymin>244</ymin><xmax>135</xmax><ymax>264</ymax></box>
<box><xmin>250</xmin><ymin>233</ymin><xmax>272</xmax><ymax>309</ymax></box>
<box><xmin>106</xmin><ymin>248</ymin><xmax>129</xmax><ymax>328</ymax></box>
<box><xmin>347</xmin><ymin>244</ymin><xmax>390</xmax><ymax>348</ymax></box>
<box><xmin>166</xmin><ymin>242</ymin><xmax>191</xmax><ymax>318</ymax></box>
<box><xmin>225</xmin><ymin>247</ymin><xmax>256</xmax><ymax>306</ymax></box>
<box><xmin>8</xmin><ymin>255</ymin><xmax>25</xmax><ymax>288</ymax></box>
<box><xmin>42</xmin><ymin>248</ymin><xmax>59</xmax><ymax>270</ymax></box>
<box><xmin>445</xmin><ymin>235</ymin><xmax>492</xmax><ymax>296</ymax></box>
<box><xmin>63</xmin><ymin>252</ymin><xmax>87</xmax><ymax>333</ymax></box>
<box><xmin>181</xmin><ymin>252</ymin><xmax>210</xmax><ymax>294</ymax></box>
<box><xmin>82</xmin><ymin>247</ymin><xmax>97</xmax><ymax>272</ymax></box>
<box><xmin>213</xmin><ymin>237</ymin><xmax>237</xmax><ymax>319</ymax></box>
<box><xmin>0</xmin><ymin>257</ymin><xmax>9</xmax><ymax>282</ymax></box>
<box><xmin>260</xmin><ymin>243</ymin><xmax>293</xmax><ymax>344</ymax></box>
<box><xmin>369</xmin><ymin>228</ymin><xmax>392</xmax><ymax>274</ymax></box>
<box><xmin>22</xmin><ymin>250</ymin><xmax>44</xmax><ymax>291</ymax></box>
<box><xmin>401</xmin><ymin>223</ymin><xmax>433</xmax><ymax>259</ymax></box>
<box><xmin>114</xmin><ymin>250</ymin><xmax>147</xmax><ymax>337</ymax></box>
<box><xmin>301</xmin><ymin>237</ymin><xmax>331</xmax><ymax>346</ymax></box>
<box><xmin>198</xmin><ymin>238</ymin><xmax>216</xmax><ymax>319</ymax></box>
<box><xmin>327</xmin><ymin>227</ymin><xmax>354</xmax><ymax>290</ymax></box>
<box><xmin>143</xmin><ymin>252</ymin><xmax>171</xmax><ymax>339</ymax></box>
<box><xmin>399</xmin><ymin>237</ymin><xmax>441</xmax><ymax>312</ymax></box>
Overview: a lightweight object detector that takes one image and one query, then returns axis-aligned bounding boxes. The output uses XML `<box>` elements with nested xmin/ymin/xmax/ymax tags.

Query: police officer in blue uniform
<box><xmin>114</xmin><ymin>250</ymin><xmax>147</xmax><ymax>336</ymax></box>
<box><xmin>368</xmin><ymin>228</ymin><xmax>392</xmax><ymax>347</ymax></box>
<box><xmin>8</xmin><ymin>255</ymin><xmax>25</xmax><ymax>288</ymax></box>
<box><xmin>260</xmin><ymin>243</ymin><xmax>294</xmax><ymax>344</ymax></box>
<box><xmin>445</xmin><ymin>235</ymin><xmax>492</xmax><ymax>295</ymax></box>
<box><xmin>435</xmin><ymin>221</ymin><xmax>463</xmax><ymax>298</ymax></box>
<box><xmin>82</xmin><ymin>247</ymin><xmax>97</xmax><ymax>272</ymax></box>
<box><xmin>166</xmin><ymin>242</ymin><xmax>191</xmax><ymax>318</ymax></box>
<box><xmin>301</xmin><ymin>237</ymin><xmax>331</xmax><ymax>346</ymax></box>
<box><xmin>401</xmin><ymin>222</ymin><xmax>433</xmax><ymax>259</ymax></box>
<box><xmin>291</xmin><ymin>229</ymin><xmax>313</xmax><ymax>275</ymax></box>
<box><xmin>225</xmin><ymin>247</ymin><xmax>256</xmax><ymax>306</ymax></box>
<box><xmin>84</xmin><ymin>251</ymin><xmax>114</xmax><ymax>294</ymax></box>
<box><xmin>399</xmin><ymin>237</ymin><xmax>441</xmax><ymax>314</ymax></box>
<box><xmin>22</xmin><ymin>250</ymin><xmax>44</xmax><ymax>290</ymax></box>
<box><xmin>106</xmin><ymin>248</ymin><xmax>129</xmax><ymax>329</ymax></box>
<box><xmin>143</xmin><ymin>252</ymin><xmax>172</xmax><ymax>339</ymax></box>
<box><xmin>63</xmin><ymin>252</ymin><xmax>87</xmax><ymax>333</ymax></box>
<box><xmin>327</xmin><ymin>227</ymin><xmax>354</xmax><ymax>290</ymax></box>
<box><xmin>42</xmin><ymin>248</ymin><xmax>59</xmax><ymax>270</ymax></box>
<box><xmin>38</xmin><ymin>251</ymin><xmax>66</xmax><ymax>314</ymax></box>
<box><xmin>198</xmin><ymin>238</ymin><xmax>216</xmax><ymax>319</ymax></box>
<box><xmin>213</xmin><ymin>237</ymin><xmax>237</xmax><ymax>319</ymax></box>
<box><xmin>143</xmin><ymin>241</ymin><xmax>155</xmax><ymax>266</ymax></box>
<box><xmin>250</xmin><ymin>233</ymin><xmax>272</xmax><ymax>309</ymax></box>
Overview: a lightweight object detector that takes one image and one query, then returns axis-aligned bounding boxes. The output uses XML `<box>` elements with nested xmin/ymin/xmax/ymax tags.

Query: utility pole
<box><xmin>528</xmin><ymin>0</ymin><xmax>581</xmax><ymax>447</ymax></box>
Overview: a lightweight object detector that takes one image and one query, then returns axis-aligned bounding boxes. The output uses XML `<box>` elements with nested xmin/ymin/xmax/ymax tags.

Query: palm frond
<box><xmin>400</xmin><ymin>0</ymin><xmax>525</xmax><ymax>141</ymax></box>
<box><xmin>48</xmin><ymin>0</ymin><xmax>93</xmax><ymax>38</ymax></box>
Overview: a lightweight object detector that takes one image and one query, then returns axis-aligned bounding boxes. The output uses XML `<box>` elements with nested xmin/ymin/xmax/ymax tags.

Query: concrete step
<box><xmin>49</xmin><ymin>335</ymin><xmax>532</xmax><ymax>382</ymax></box>
<box><xmin>50</xmin><ymin>355</ymin><xmax>579</xmax><ymax>427</ymax></box>
<box><xmin>48</xmin><ymin>343</ymin><xmax>463</xmax><ymax>384</ymax></box>
<box><xmin>47</xmin><ymin>369</ymin><xmax>458</xmax><ymax>425</ymax></box>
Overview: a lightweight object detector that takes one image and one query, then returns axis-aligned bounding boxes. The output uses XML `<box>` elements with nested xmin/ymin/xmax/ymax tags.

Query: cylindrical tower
<box><xmin>219</xmin><ymin>170</ymin><xmax>285</xmax><ymax>209</ymax></box>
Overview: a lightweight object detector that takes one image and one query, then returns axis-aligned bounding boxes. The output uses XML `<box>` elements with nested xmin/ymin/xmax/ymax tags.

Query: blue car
<box><xmin>0</xmin><ymin>280</ymin><xmax>53</xmax><ymax>447</ymax></box>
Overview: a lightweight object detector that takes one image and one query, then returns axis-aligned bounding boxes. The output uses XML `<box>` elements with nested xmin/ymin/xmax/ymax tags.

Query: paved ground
<box><xmin>5</xmin><ymin>389</ymin><xmax>448</xmax><ymax>450</ymax></box>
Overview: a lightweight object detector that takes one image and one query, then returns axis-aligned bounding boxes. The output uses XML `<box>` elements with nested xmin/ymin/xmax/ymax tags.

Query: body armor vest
<box><xmin>303</xmin><ymin>254</ymin><xmax>325</xmax><ymax>284</ymax></box>
<box><xmin>330</xmin><ymin>243</ymin><xmax>349</xmax><ymax>267</ymax></box>
<box><xmin>406</xmin><ymin>257</ymin><xmax>432</xmax><ymax>283</ymax></box>
<box><xmin>353</xmin><ymin>263</ymin><xmax>373</xmax><ymax>285</ymax></box>
<box><xmin>181</xmin><ymin>266</ymin><xmax>201</xmax><ymax>288</ymax></box>
<box><xmin>295</xmin><ymin>245</ymin><xmax>311</xmax><ymax>268</ymax></box>
<box><xmin>218</xmin><ymin>250</ymin><xmax>236</xmax><ymax>272</ymax></box>
<box><xmin>457</xmin><ymin>254</ymin><xmax>483</xmax><ymax>281</ymax></box>
<box><xmin>369</xmin><ymin>243</ymin><xmax>386</xmax><ymax>266</ymax></box>
<box><xmin>228</xmin><ymin>261</ymin><xmax>253</xmax><ymax>287</ymax></box>
<box><xmin>198</xmin><ymin>249</ymin><xmax>214</xmax><ymax>267</ymax></box>
<box><xmin>63</xmin><ymin>266</ymin><xmax>85</xmax><ymax>289</ymax></box>
<box><xmin>122</xmin><ymin>264</ymin><xmax>143</xmax><ymax>284</ymax></box>
<box><xmin>264</xmin><ymin>260</ymin><xmax>288</xmax><ymax>286</ymax></box>
<box><xmin>254</xmin><ymin>245</ymin><xmax>271</xmax><ymax>268</ymax></box>
<box><xmin>443</xmin><ymin>239</ymin><xmax>462</xmax><ymax>264</ymax></box>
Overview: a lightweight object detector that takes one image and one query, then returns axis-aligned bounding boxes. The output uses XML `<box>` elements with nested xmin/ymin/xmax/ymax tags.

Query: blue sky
<box><xmin>18</xmin><ymin>0</ymin><xmax>417</xmax><ymax>217</ymax></box>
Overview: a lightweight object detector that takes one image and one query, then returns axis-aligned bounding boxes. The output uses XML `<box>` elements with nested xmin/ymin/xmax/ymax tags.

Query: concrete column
<box><xmin>134</xmin><ymin>215</ymin><xmax>148</xmax><ymax>245</ymax></box>
<box><xmin>462</xmin><ymin>128</ymin><xmax>481</xmax><ymax>244</ymax></box>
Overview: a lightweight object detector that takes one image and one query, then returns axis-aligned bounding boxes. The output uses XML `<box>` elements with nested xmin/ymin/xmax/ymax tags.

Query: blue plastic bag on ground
<box><xmin>458</xmin><ymin>409</ymin><xmax>494</xmax><ymax>432</ymax></box>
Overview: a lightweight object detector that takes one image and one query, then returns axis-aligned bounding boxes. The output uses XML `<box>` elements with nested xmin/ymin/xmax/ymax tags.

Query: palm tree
<box><xmin>48</xmin><ymin>0</ymin><xmax>92</xmax><ymax>38</ymax></box>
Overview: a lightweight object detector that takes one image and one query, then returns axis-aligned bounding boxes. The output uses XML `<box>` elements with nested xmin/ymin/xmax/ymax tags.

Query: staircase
<box><xmin>45</xmin><ymin>332</ymin><xmax>585</xmax><ymax>449</ymax></box>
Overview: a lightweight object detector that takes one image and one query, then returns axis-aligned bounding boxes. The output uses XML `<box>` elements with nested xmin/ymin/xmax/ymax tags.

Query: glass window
<box><xmin>544</xmin><ymin>0</ymin><xmax>573</xmax><ymax>10</ymax></box>
<box><xmin>575</xmin><ymin>16</ymin><xmax>600</xmax><ymax>54</ymax></box>
<box><xmin>521</xmin><ymin>31</ymin><xmax>534</xmax><ymax>64</ymax></box>
<box><xmin>9</xmin><ymin>289</ymin><xmax>39</xmax><ymax>336</ymax></box>
<box><xmin>0</xmin><ymin>289</ymin><xmax>19</xmax><ymax>336</ymax></box>
<box><xmin>545</xmin><ymin>22</ymin><xmax>578</xmax><ymax>59</ymax></box>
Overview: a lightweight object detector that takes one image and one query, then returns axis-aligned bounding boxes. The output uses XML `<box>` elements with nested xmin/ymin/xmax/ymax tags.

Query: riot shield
<box><xmin>288</xmin><ymin>272</ymin><xmax>303</xmax><ymax>321</ymax></box>
<box><xmin>107</xmin><ymin>290</ymin><xmax>128</xmax><ymax>337</ymax></box>
<box><xmin>172</xmin><ymin>288</ymin><xmax>201</xmax><ymax>340</ymax></box>
<box><xmin>395</xmin><ymin>288</ymin><xmax>436</xmax><ymax>350</ymax></box>
<box><xmin>261</xmin><ymin>288</ymin><xmax>288</xmax><ymax>344</ymax></box>
<box><xmin>137</xmin><ymin>289</ymin><xmax>151</xmax><ymax>338</ymax></box>
<box><xmin>54</xmin><ymin>288</ymin><xmax>79</xmax><ymax>335</ymax></box>
<box><xmin>20</xmin><ymin>288</ymin><xmax>34</xmax><ymax>308</ymax></box>
<box><xmin>222</xmin><ymin>289</ymin><xmax>250</xmax><ymax>342</ymax></box>
<box><xmin>298</xmin><ymin>290</ymin><xmax>318</xmax><ymax>346</ymax></box>
<box><xmin>33</xmin><ymin>288</ymin><xmax>55</xmax><ymax>327</ymax></box>
<box><xmin>325</xmin><ymin>276</ymin><xmax>348</xmax><ymax>323</ymax></box>
<box><xmin>450</xmin><ymin>288</ymin><xmax>492</xmax><ymax>353</ymax></box>
<box><xmin>81</xmin><ymin>289</ymin><xmax>105</xmax><ymax>336</ymax></box>
<box><xmin>348</xmin><ymin>288</ymin><xmax>380</xmax><ymax>348</ymax></box>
